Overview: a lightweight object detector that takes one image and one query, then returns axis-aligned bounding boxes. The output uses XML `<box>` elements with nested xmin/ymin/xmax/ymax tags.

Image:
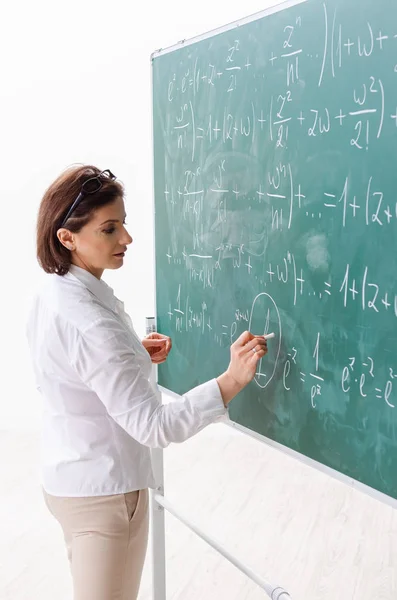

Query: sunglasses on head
<box><xmin>60</xmin><ymin>169</ymin><xmax>116</xmax><ymax>228</ymax></box>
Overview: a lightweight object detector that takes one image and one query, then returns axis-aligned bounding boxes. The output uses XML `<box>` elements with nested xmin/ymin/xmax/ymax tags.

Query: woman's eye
<box><xmin>104</xmin><ymin>228</ymin><xmax>115</xmax><ymax>235</ymax></box>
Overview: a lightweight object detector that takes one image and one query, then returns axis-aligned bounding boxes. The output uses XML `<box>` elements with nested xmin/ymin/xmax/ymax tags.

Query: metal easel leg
<box><xmin>150</xmin><ymin>447</ymin><xmax>166</xmax><ymax>600</ymax></box>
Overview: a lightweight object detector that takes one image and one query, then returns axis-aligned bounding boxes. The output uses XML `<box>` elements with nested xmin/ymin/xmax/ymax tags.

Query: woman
<box><xmin>26</xmin><ymin>165</ymin><xmax>268</xmax><ymax>600</ymax></box>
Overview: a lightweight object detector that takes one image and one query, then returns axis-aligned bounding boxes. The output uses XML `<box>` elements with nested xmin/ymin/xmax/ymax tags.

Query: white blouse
<box><xmin>26</xmin><ymin>265</ymin><xmax>227</xmax><ymax>497</ymax></box>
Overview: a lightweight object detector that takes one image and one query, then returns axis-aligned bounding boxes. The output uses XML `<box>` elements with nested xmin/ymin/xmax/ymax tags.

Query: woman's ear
<box><xmin>57</xmin><ymin>228</ymin><xmax>75</xmax><ymax>251</ymax></box>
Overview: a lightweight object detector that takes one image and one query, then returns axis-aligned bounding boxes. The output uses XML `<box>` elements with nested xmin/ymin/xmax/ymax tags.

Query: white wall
<box><xmin>1</xmin><ymin>0</ymin><xmax>272</xmax><ymax>426</ymax></box>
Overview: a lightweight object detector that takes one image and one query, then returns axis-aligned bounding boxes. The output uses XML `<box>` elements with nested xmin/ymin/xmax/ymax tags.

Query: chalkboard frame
<box><xmin>151</xmin><ymin>0</ymin><xmax>397</xmax><ymax>509</ymax></box>
<box><xmin>150</xmin><ymin>0</ymin><xmax>307</xmax><ymax>61</ymax></box>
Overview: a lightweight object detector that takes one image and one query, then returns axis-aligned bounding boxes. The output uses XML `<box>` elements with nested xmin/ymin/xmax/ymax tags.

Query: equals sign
<box><xmin>222</xmin><ymin>325</ymin><xmax>228</xmax><ymax>336</ymax></box>
<box><xmin>375</xmin><ymin>388</ymin><xmax>383</xmax><ymax>398</ymax></box>
<box><xmin>324</xmin><ymin>282</ymin><xmax>331</xmax><ymax>296</ymax></box>
<box><xmin>324</xmin><ymin>193</ymin><xmax>336</xmax><ymax>208</ymax></box>
<box><xmin>300</xmin><ymin>372</ymin><xmax>306</xmax><ymax>382</ymax></box>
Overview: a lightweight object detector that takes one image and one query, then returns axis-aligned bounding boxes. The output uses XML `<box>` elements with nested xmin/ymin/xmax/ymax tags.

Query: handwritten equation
<box><xmin>153</xmin><ymin>0</ymin><xmax>397</xmax><ymax>416</ymax></box>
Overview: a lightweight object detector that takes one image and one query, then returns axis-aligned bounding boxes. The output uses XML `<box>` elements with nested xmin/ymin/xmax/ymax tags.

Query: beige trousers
<box><xmin>43</xmin><ymin>488</ymin><xmax>149</xmax><ymax>600</ymax></box>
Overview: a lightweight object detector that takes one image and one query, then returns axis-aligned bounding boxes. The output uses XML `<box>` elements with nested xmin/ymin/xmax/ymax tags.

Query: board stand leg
<box><xmin>151</xmin><ymin>447</ymin><xmax>166</xmax><ymax>600</ymax></box>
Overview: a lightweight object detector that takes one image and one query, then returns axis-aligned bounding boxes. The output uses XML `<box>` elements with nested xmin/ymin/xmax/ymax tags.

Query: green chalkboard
<box><xmin>152</xmin><ymin>0</ymin><xmax>397</xmax><ymax>501</ymax></box>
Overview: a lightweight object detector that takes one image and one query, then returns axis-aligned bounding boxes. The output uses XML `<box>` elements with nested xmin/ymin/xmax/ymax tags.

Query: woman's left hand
<box><xmin>142</xmin><ymin>333</ymin><xmax>172</xmax><ymax>364</ymax></box>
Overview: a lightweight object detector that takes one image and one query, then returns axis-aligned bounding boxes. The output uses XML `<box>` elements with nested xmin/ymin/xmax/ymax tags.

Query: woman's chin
<box><xmin>109</xmin><ymin>256</ymin><xmax>125</xmax><ymax>269</ymax></box>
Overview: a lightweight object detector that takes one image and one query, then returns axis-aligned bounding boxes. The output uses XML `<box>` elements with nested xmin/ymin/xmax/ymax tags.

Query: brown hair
<box><xmin>37</xmin><ymin>165</ymin><xmax>124</xmax><ymax>276</ymax></box>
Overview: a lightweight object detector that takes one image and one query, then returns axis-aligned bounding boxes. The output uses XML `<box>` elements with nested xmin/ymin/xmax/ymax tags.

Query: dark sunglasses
<box><xmin>60</xmin><ymin>169</ymin><xmax>116</xmax><ymax>228</ymax></box>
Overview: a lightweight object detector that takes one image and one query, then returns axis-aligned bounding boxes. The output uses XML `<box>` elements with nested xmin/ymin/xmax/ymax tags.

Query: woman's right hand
<box><xmin>216</xmin><ymin>331</ymin><xmax>268</xmax><ymax>406</ymax></box>
<box><xmin>227</xmin><ymin>330</ymin><xmax>268</xmax><ymax>386</ymax></box>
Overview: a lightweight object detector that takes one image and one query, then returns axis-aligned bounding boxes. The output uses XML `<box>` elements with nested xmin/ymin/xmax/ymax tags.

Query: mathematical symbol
<box><xmin>349</xmin><ymin>196</ymin><xmax>360</xmax><ymax>217</ymax></box>
<box><xmin>350</xmin><ymin>109</ymin><xmax>377</xmax><ymax>117</ymax></box>
<box><xmin>381</xmin><ymin>293</ymin><xmax>391</xmax><ymax>309</ymax></box>
<box><xmin>256</xmin><ymin>185</ymin><xmax>265</xmax><ymax>198</ymax></box>
<box><xmin>300</xmin><ymin>372</ymin><xmax>306</xmax><ymax>382</ymax></box>
<box><xmin>376</xmin><ymin>32</ymin><xmax>388</xmax><ymax>50</ymax></box>
<box><xmin>391</xmin><ymin>111</ymin><xmax>397</xmax><ymax>125</ymax></box>
<box><xmin>349</xmin><ymin>279</ymin><xmax>359</xmax><ymax>300</ymax></box>
<box><xmin>296</xmin><ymin>270</ymin><xmax>305</xmax><ymax>294</ymax></box>
<box><xmin>324</xmin><ymin>192</ymin><xmax>336</xmax><ymax>208</ymax></box>
<box><xmin>297</xmin><ymin>111</ymin><xmax>305</xmax><ymax>125</ymax></box>
<box><xmin>245</xmin><ymin>58</ymin><xmax>252</xmax><ymax>69</ymax></box>
<box><xmin>335</xmin><ymin>110</ymin><xmax>347</xmax><ymax>125</ymax></box>
<box><xmin>324</xmin><ymin>282</ymin><xmax>331</xmax><ymax>295</ymax></box>
<box><xmin>273</xmin><ymin>117</ymin><xmax>292</xmax><ymax>126</ymax></box>
<box><xmin>213</xmin><ymin>123</ymin><xmax>221</xmax><ymax>139</ymax></box>
<box><xmin>269</xmin><ymin>52</ymin><xmax>278</xmax><ymax>65</ymax></box>
<box><xmin>254</xmin><ymin>370</ymin><xmax>268</xmax><ymax>379</ymax></box>
<box><xmin>258</xmin><ymin>110</ymin><xmax>267</xmax><ymax>129</ymax></box>
<box><xmin>267</xmin><ymin>264</ymin><xmax>275</xmax><ymax>282</ymax></box>
<box><xmin>344</xmin><ymin>39</ymin><xmax>354</xmax><ymax>54</ymax></box>
<box><xmin>384</xmin><ymin>206</ymin><xmax>393</xmax><ymax>224</ymax></box>
<box><xmin>294</xmin><ymin>185</ymin><xmax>305</xmax><ymax>208</ymax></box>
<box><xmin>310</xmin><ymin>373</ymin><xmax>324</xmax><ymax>382</ymax></box>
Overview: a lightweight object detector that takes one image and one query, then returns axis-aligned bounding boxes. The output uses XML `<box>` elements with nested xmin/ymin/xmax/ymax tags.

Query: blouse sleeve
<box><xmin>71</xmin><ymin>315</ymin><xmax>227</xmax><ymax>448</ymax></box>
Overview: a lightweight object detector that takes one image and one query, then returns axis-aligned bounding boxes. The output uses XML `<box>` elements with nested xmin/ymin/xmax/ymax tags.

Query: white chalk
<box><xmin>264</xmin><ymin>332</ymin><xmax>275</xmax><ymax>340</ymax></box>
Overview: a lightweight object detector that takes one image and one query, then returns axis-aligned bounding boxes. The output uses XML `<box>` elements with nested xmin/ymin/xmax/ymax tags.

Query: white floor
<box><xmin>1</xmin><ymin>420</ymin><xmax>396</xmax><ymax>600</ymax></box>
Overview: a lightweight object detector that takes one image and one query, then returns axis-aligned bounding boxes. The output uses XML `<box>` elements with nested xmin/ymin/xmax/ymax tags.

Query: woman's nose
<box><xmin>121</xmin><ymin>227</ymin><xmax>133</xmax><ymax>245</ymax></box>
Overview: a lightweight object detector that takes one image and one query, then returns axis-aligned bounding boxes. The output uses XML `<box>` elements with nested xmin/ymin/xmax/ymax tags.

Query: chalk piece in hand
<box><xmin>264</xmin><ymin>333</ymin><xmax>275</xmax><ymax>340</ymax></box>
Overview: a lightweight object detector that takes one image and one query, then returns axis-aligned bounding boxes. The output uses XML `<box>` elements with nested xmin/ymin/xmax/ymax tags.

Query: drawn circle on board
<box><xmin>248</xmin><ymin>292</ymin><xmax>282</xmax><ymax>389</ymax></box>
